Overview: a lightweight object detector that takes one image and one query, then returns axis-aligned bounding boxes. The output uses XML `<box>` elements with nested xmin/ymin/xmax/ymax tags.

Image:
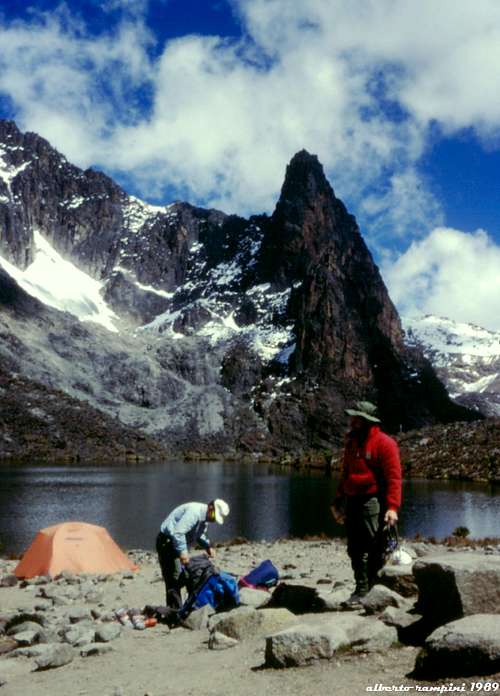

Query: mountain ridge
<box><xmin>0</xmin><ymin>119</ymin><xmax>480</xmax><ymax>456</ymax></box>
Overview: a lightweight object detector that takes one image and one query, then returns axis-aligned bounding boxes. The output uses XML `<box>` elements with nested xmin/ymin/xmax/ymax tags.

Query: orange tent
<box><xmin>14</xmin><ymin>521</ymin><xmax>138</xmax><ymax>579</ymax></box>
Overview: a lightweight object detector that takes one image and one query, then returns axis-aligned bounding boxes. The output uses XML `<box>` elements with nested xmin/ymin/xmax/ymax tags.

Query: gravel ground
<box><xmin>0</xmin><ymin>538</ymin><xmax>481</xmax><ymax>696</ymax></box>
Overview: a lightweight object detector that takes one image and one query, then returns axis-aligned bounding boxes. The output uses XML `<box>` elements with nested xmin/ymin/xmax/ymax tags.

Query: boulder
<box><xmin>414</xmin><ymin>553</ymin><xmax>500</xmax><ymax>623</ymax></box>
<box><xmin>209</xmin><ymin>606</ymin><xmax>296</xmax><ymax>641</ymax></box>
<box><xmin>239</xmin><ymin>588</ymin><xmax>271</xmax><ymax>609</ymax></box>
<box><xmin>265</xmin><ymin>622</ymin><xmax>347</xmax><ymax>667</ymax></box>
<box><xmin>415</xmin><ymin>614</ymin><xmax>500</xmax><ymax>677</ymax></box>
<box><xmin>265</xmin><ymin>615</ymin><xmax>398</xmax><ymax>668</ymax></box>
<box><xmin>378</xmin><ymin>565</ymin><xmax>418</xmax><ymax>598</ymax></box>
<box><xmin>361</xmin><ymin>585</ymin><xmax>409</xmax><ymax>615</ymax></box>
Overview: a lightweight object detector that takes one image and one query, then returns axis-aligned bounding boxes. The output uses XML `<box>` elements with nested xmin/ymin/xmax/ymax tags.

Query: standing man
<box><xmin>156</xmin><ymin>499</ymin><xmax>230</xmax><ymax>610</ymax></box>
<box><xmin>332</xmin><ymin>401</ymin><xmax>402</xmax><ymax>607</ymax></box>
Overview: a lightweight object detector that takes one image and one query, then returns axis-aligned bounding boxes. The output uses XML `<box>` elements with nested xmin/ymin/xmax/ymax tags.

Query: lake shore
<box><xmin>1</xmin><ymin>417</ymin><xmax>499</xmax><ymax>486</ymax></box>
<box><xmin>1</xmin><ymin>537</ymin><xmax>500</xmax><ymax>695</ymax></box>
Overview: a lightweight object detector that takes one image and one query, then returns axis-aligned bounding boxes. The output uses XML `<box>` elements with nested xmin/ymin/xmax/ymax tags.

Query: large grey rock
<box><xmin>209</xmin><ymin>606</ymin><xmax>296</xmax><ymax>641</ymax></box>
<box><xmin>34</xmin><ymin>644</ymin><xmax>74</xmax><ymax>670</ymax></box>
<box><xmin>414</xmin><ymin>553</ymin><xmax>500</xmax><ymax>623</ymax></box>
<box><xmin>265</xmin><ymin>615</ymin><xmax>398</xmax><ymax>667</ymax></box>
<box><xmin>415</xmin><ymin>614</ymin><xmax>500</xmax><ymax>677</ymax></box>
<box><xmin>378</xmin><ymin>565</ymin><xmax>418</xmax><ymax>598</ymax></box>
<box><xmin>361</xmin><ymin>584</ymin><xmax>409</xmax><ymax>615</ymax></box>
<box><xmin>239</xmin><ymin>588</ymin><xmax>271</xmax><ymax>609</ymax></box>
<box><xmin>265</xmin><ymin>622</ymin><xmax>347</xmax><ymax>667</ymax></box>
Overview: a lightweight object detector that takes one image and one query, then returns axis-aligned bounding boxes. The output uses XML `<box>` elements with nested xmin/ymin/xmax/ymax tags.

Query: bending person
<box><xmin>156</xmin><ymin>499</ymin><xmax>229</xmax><ymax>610</ymax></box>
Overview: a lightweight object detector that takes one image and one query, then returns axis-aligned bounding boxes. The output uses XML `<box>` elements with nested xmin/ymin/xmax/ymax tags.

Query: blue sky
<box><xmin>1</xmin><ymin>0</ymin><xmax>499</xmax><ymax>329</ymax></box>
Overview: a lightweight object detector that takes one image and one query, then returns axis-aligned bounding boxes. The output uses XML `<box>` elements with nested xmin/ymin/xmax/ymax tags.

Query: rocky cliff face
<box><xmin>0</xmin><ymin>120</ymin><xmax>479</xmax><ymax>456</ymax></box>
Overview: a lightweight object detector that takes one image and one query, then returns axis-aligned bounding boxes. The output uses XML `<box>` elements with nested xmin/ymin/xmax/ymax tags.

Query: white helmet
<box><xmin>213</xmin><ymin>499</ymin><xmax>230</xmax><ymax>524</ymax></box>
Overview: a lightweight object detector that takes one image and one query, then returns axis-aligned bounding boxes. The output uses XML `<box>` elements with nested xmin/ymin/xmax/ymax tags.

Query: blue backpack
<box><xmin>179</xmin><ymin>568</ymin><xmax>240</xmax><ymax>619</ymax></box>
<box><xmin>239</xmin><ymin>559</ymin><xmax>279</xmax><ymax>589</ymax></box>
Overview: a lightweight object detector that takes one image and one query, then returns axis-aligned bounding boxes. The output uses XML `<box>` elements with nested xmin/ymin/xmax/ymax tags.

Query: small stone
<box><xmin>95</xmin><ymin>624</ymin><xmax>121</xmax><ymax>642</ymax></box>
<box><xmin>0</xmin><ymin>574</ymin><xmax>18</xmax><ymax>588</ymax></box>
<box><xmin>13</xmin><ymin>630</ymin><xmax>41</xmax><ymax>647</ymax></box>
<box><xmin>208</xmin><ymin>631</ymin><xmax>239</xmax><ymax>650</ymax></box>
<box><xmin>69</xmin><ymin>608</ymin><xmax>92</xmax><ymax>623</ymax></box>
<box><xmin>35</xmin><ymin>644</ymin><xmax>74</xmax><ymax>670</ymax></box>
<box><xmin>80</xmin><ymin>643</ymin><xmax>114</xmax><ymax>657</ymax></box>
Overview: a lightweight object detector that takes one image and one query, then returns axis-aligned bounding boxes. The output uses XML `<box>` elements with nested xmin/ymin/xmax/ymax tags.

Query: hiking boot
<box><xmin>342</xmin><ymin>592</ymin><xmax>367</xmax><ymax>610</ymax></box>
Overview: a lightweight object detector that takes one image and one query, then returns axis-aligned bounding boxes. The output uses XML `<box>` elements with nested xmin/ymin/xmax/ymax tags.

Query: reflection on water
<box><xmin>0</xmin><ymin>460</ymin><xmax>499</xmax><ymax>554</ymax></box>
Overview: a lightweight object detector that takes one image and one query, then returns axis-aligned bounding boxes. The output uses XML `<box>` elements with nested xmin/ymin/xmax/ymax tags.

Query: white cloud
<box><xmin>0</xmin><ymin>0</ymin><xmax>500</xmax><ymax>235</ymax></box>
<box><xmin>382</xmin><ymin>227</ymin><xmax>500</xmax><ymax>331</ymax></box>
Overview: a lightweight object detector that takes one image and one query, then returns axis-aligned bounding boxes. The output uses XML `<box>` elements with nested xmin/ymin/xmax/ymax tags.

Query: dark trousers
<box><xmin>345</xmin><ymin>495</ymin><xmax>384</xmax><ymax>595</ymax></box>
<box><xmin>156</xmin><ymin>532</ymin><xmax>184</xmax><ymax>610</ymax></box>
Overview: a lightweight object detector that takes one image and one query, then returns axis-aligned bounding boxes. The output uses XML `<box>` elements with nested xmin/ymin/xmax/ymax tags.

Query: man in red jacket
<box><xmin>332</xmin><ymin>400</ymin><xmax>402</xmax><ymax>607</ymax></box>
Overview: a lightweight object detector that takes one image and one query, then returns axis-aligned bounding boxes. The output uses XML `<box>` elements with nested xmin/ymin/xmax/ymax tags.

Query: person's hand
<box><xmin>207</xmin><ymin>547</ymin><xmax>216</xmax><ymax>558</ymax></box>
<box><xmin>384</xmin><ymin>509</ymin><xmax>398</xmax><ymax>526</ymax></box>
<box><xmin>179</xmin><ymin>551</ymin><xmax>190</xmax><ymax>565</ymax></box>
<box><xmin>330</xmin><ymin>502</ymin><xmax>345</xmax><ymax>524</ymax></box>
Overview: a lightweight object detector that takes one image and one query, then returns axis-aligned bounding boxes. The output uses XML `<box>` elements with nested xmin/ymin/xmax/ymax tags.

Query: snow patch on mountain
<box><xmin>141</xmin><ymin>271</ymin><xmax>294</xmax><ymax>364</ymax></box>
<box><xmin>404</xmin><ymin>315</ymin><xmax>500</xmax><ymax>363</ymax></box>
<box><xmin>403</xmin><ymin>314</ymin><xmax>500</xmax><ymax>415</ymax></box>
<box><xmin>122</xmin><ymin>195</ymin><xmax>173</xmax><ymax>234</ymax></box>
<box><xmin>0</xmin><ymin>230</ymin><xmax>119</xmax><ymax>332</ymax></box>
<box><xmin>0</xmin><ymin>145</ymin><xmax>30</xmax><ymax>195</ymax></box>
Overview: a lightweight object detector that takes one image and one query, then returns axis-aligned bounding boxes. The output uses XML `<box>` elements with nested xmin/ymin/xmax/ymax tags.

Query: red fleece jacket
<box><xmin>336</xmin><ymin>425</ymin><xmax>402</xmax><ymax>511</ymax></box>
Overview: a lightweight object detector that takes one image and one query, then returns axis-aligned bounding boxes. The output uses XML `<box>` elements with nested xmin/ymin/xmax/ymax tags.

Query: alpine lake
<box><xmin>1</xmin><ymin>459</ymin><xmax>499</xmax><ymax>555</ymax></box>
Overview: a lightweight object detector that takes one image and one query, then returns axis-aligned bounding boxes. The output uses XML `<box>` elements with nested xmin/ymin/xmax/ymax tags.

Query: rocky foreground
<box><xmin>1</xmin><ymin>539</ymin><xmax>500</xmax><ymax>695</ymax></box>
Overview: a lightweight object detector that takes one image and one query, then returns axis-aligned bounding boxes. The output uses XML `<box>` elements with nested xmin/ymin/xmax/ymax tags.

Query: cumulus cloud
<box><xmin>0</xmin><ymin>0</ymin><xmax>500</xmax><ymax>239</ymax></box>
<box><xmin>382</xmin><ymin>227</ymin><xmax>500</xmax><ymax>331</ymax></box>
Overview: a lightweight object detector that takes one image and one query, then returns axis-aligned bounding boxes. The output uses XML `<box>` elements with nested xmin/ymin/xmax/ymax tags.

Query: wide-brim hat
<box><xmin>345</xmin><ymin>400</ymin><xmax>381</xmax><ymax>423</ymax></box>
<box><xmin>213</xmin><ymin>499</ymin><xmax>230</xmax><ymax>524</ymax></box>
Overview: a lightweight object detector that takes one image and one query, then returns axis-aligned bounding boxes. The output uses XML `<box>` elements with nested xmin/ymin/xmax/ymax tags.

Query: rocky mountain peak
<box><xmin>0</xmin><ymin>122</ymin><xmax>481</xmax><ymax>457</ymax></box>
<box><xmin>278</xmin><ymin>149</ymin><xmax>334</xmax><ymax>204</ymax></box>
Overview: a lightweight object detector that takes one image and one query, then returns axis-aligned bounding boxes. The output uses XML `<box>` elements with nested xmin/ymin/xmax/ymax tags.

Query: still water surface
<box><xmin>0</xmin><ymin>460</ymin><xmax>499</xmax><ymax>554</ymax></box>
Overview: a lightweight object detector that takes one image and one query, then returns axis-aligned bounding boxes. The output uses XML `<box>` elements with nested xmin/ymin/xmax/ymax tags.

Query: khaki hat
<box><xmin>345</xmin><ymin>400</ymin><xmax>381</xmax><ymax>423</ymax></box>
<box><xmin>213</xmin><ymin>499</ymin><xmax>230</xmax><ymax>524</ymax></box>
